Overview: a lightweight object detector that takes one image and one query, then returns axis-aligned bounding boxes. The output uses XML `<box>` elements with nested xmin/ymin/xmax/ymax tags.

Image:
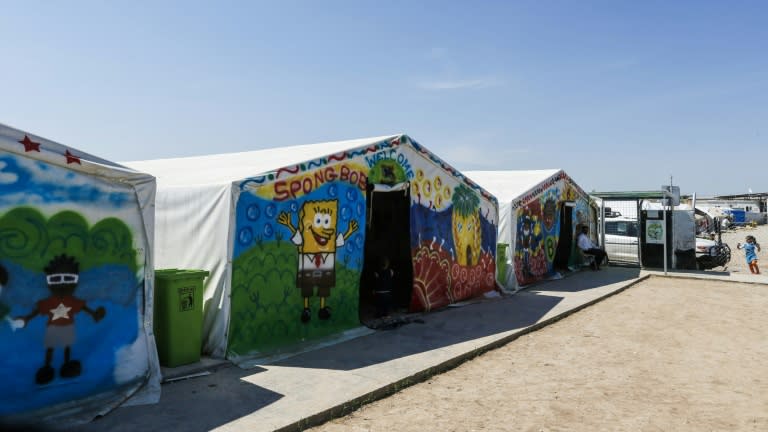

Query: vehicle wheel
<box><xmin>699</xmin><ymin>254</ymin><xmax>718</xmax><ymax>271</ymax></box>
<box><xmin>721</xmin><ymin>243</ymin><xmax>731</xmax><ymax>263</ymax></box>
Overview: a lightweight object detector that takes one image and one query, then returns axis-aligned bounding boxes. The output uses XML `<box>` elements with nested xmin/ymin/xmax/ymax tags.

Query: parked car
<box><xmin>601</xmin><ymin>217</ymin><xmax>731</xmax><ymax>269</ymax></box>
<box><xmin>603</xmin><ymin>216</ymin><xmax>639</xmax><ymax>262</ymax></box>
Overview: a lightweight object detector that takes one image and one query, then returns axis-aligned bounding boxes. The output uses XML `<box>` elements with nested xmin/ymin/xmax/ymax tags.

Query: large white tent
<box><xmin>0</xmin><ymin>123</ymin><xmax>160</xmax><ymax>425</ymax></box>
<box><xmin>126</xmin><ymin>134</ymin><xmax>498</xmax><ymax>362</ymax></box>
<box><xmin>464</xmin><ymin>170</ymin><xmax>595</xmax><ymax>291</ymax></box>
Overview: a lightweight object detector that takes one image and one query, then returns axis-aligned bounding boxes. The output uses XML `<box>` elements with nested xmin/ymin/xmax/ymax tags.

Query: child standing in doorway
<box><xmin>737</xmin><ymin>235</ymin><xmax>761</xmax><ymax>274</ymax></box>
<box><xmin>373</xmin><ymin>256</ymin><xmax>394</xmax><ymax>318</ymax></box>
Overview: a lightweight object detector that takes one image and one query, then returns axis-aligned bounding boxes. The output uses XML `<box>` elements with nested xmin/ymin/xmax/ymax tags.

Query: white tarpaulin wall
<box><xmin>127</xmin><ymin>134</ymin><xmax>498</xmax><ymax>362</ymax></box>
<box><xmin>0</xmin><ymin>123</ymin><xmax>160</xmax><ymax>426</ymax></box>
<box><xmin>464</xmin><ymin>170</ymin><xmax>593</xmax><ymax>291</ymax></box>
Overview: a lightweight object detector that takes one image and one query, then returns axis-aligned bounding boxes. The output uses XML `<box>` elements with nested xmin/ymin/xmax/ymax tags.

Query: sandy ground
<box><xmin>309</xmin><ymin>277</ymin><xmax>768</xmax><ymax>431</ymax></box>
<box><xmin>719</xmin><ymin>223</ymin><xmax>768</xmax><ymax>275</ymax></box>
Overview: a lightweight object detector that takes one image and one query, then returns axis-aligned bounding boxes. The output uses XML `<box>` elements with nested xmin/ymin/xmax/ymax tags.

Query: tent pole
<box><xmin>663</xmin><ymin>193</ymin><xmax>668</xmax><ymax>276</ymax></box>
<box><xmin>600</xmin><ymin>200</ymin><xmax>605</xmax><ymax>249</ymax></box>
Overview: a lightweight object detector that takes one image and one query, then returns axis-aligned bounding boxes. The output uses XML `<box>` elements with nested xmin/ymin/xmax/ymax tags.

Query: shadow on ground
<box><xmin>275</xmin><ymin>266</ymin><xmax>641</xmax><ymax>371</ymax></box>
<box><xmin>77</xmin><ymin>267</ymin><xmax>643</xmax><ymax>432</ymax></box>
<box><xmin>527</xmin><ymin>266</ymin><xmax>641</xmax><ymax>293</ymax></box>
<box><xmin>79</xmin><ymin>367</ymin><xmax>283</xmax><ymax>432</ymax></box>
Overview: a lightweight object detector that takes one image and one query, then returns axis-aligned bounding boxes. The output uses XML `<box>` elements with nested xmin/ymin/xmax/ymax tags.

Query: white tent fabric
<box><xmin>464</xmin><ymin>170</ymin><xmax>562</xmax><ymax>204</ymax></box>
<box><xmin>464</xmin><ymin>169</ymin><xmax>589</xmax><ymax>291</ymax></box>
<box><xmin>0</xmin><ymin>123</ymin><xmax>160</xmax><ymax>424</ymax></box>
<box><xmin>125</xmin><ymin>136</ymin><xmax>400</xmax><ymax>358</ymax></box>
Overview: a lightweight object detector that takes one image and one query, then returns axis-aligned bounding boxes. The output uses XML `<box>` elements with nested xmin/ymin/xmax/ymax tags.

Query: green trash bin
<box><xmin>496</xmin><ymin>243</ymin><xmax>509</xmax><ymax>281</ymax></box>
<box><xmin>154</xmin><ymin>269</ymin><xmax>209</xmax><ymax>368</ymax></box>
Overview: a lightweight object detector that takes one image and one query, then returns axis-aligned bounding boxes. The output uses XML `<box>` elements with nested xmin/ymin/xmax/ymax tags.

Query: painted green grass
<box><xmin>0</xmin><ymin>207</ymin><xmax>138</xmax><ymax>272</ymax></box>
<box><xmin>228</xmin><ymin>241</ymin><xmax>362</xmax><ymax>358</ymax></box>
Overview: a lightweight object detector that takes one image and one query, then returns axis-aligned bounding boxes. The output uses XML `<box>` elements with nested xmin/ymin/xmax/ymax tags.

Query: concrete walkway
<box><xmin>77</xmin><ymin>266</ymin><xmax>762</xmax><ymax>432</ymax></box>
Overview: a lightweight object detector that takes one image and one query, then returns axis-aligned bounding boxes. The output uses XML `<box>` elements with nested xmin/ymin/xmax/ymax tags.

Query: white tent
<box><xmin>126</xmin><ymin>134</ymin><xmax>499</xmax><ymax>362</ymax></box>
<box><xmin>0</xmin><ymin>123</ymin><xmax>160</xmax><ymax>425</ymax></box>
<box><xmin>464</xmin><ymin>170</ymin><xmax>594</xmax><ymax>291</ymax></box>
<box><xmin>126</xmin><ymin>136</ymin><xmax>391</xmax><ymax>359</ymax></box>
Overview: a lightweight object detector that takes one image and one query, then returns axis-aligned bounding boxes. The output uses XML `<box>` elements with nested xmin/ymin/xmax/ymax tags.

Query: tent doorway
<box><xmin>359</xmin><ymin>183</ymin><xmax>413</xmax><ymax>325</ymax></box>
<box><xmin>553</xmin><ymin>202</ymin><xmax>574</xmax><ymax>271</ymax></box>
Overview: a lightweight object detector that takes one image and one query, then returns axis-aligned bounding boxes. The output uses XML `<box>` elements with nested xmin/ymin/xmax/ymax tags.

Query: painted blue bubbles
<box><xmin>246</xmin><ymin>204</ymin><xmax>260</xmax><ymax>221</ymax></box>
<box><xmin>263</xmin><ymin>223</ymin><xmax>274</xmax><ymax>238</ymax></box>
<box><xmin>340</xmin><ymin>205</ymin><xmax>351</xmax><ymax>221</ymax></box>
<box><xmin>265</xmin><ymin>203</ymin><xmax>277</xmax><ymax>218</ymax></box>
<box><xmin>345</xmin><ymin>233</ymin><xmax>365</xmax><ymax>254</ymax></box>
<box><xmin>238</xmin><ymin>227</ymin><xmax>254</xmax><ymax>246</ymax></box>
<box><xmin>345</xmin><ymin>187</ymin><xmax>357</xmax><ymax>201</ymax></box>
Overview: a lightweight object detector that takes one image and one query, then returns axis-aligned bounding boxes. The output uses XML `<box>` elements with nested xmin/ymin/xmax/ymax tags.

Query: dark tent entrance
<box><xmin>359</xmin><ymin>183</ymin><xmax>414</xmax><ymax>325</ymax></box>
<box><xmin>553</xmin><ymin>202</ymin><xmax>575</xmax><ymax>271</ymax></box>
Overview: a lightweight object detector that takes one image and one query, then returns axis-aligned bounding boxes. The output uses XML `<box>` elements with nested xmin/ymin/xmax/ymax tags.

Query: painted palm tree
<box><xmin>451</xmin><ymin>184</ymin><xmax>482</xmax><ymax>266</ymax></box>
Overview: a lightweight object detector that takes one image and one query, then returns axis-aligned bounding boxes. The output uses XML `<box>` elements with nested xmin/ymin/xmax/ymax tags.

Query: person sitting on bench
<box><xmin>577</xmin><ymin>226</ymin><xmax>608</xmax><ymax>270</ymax></box>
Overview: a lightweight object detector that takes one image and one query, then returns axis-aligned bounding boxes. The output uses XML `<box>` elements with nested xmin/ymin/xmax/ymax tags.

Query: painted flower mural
<box><xmin>449</xmin><ymin>250</ymin><xmax>496</xmax><ymax>302</ymax></box>
<box><xmin>411</xmin><ymin>244</ymin><xmax>452</xmax><ymax>312</ymax></box>
<box><xmin>412</xmin><ymin>168</ymin><xmax>453</xmax><ymax>211</ymax></box>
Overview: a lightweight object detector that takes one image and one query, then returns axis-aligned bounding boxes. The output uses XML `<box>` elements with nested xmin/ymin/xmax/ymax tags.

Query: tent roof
<box><xmin>1</xmin><ymin>122</ymin><xmax>153</xmax><ymax>183</ymax></box>
<box><xmin>463</xmin><ymin>169</ymin><xmax>561</xmax><ymax>202</ymax></box>
<box><xmin>124</xmin><ymin>135</ymin><xmax>399</xmax><ymax>187</ymax></box>
<box><xmin>590</xmin><ymin>191</ymin><xmax>667</xmax><ymax>200</ymax></box>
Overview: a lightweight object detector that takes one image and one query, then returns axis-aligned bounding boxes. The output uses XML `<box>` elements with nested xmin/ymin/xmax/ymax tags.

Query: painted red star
<box><xmin>18</xmin><ymin>135</ymin><xmax>41</xmax><ymax>152</ymax></box>
<box><xmin>65</xmin><ymin>150</ymin><xmax>81</xmax><ymax>165</ymax></box>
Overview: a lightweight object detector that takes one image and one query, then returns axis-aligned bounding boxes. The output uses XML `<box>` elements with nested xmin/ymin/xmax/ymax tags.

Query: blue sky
<box><xmin>1</xmin><ymin>1</ymin><xmax>766</xmax><ymax>196</ymax></box>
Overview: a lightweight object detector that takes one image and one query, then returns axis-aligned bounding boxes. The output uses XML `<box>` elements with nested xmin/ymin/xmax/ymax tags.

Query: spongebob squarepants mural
<box><xmin>278</xmin><ymin>200</ymin><xmax>358</xmax><ymax>323</ymax></box>
<box><xmin>224</xmin><ymin>136</ymin><xmax>497</xmax><ymax>360</ymax></box>
<box><xmin>0</xmin><ymin>126</ymin><xmax>154</xmax><ymax>421</ymax></box>
<box><xmin>228</xmin><ymin>162</ymin><xmax>368</xmax><ymax>358</ymax></box>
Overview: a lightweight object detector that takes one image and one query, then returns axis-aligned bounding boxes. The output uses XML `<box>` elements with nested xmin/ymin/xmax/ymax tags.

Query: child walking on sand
<box><xmin>737</xmin><ymin>235</ymin><xmax>761</xmax><ymax>274</ymax></box>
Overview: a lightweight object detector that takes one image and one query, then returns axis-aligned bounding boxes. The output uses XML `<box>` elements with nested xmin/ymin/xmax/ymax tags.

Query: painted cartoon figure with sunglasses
<box><xmin>16</xmin><ymin>254</ymin><xmax>106</xmax><ymax>385</ymax></box>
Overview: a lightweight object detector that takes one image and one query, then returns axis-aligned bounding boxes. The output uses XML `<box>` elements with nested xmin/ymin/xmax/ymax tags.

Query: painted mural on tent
<box><xmin>408</xmin><ymin>150</ymin><xmax>497</xmax><ymax>312</ymax></box>
<box><xmin>0</xmin><ymin>149</ymin><xmax>149</xmax><ymax>416</ymax></box>
<box><xmin>570</xmin><ymin>193</ymin><xmax>592</xmax><ymax>265</ymax></box>
<box><xmin>512</xmin><ymin>174</ymin><xmax>590</xmax><ymax>285</ymax></box>
<box><xmin>228</xmin><ymin>159</ymin><xmax>368</xmax><ymax>358</ymax></box>
<box><xmin>226</xmin><ymin>136</ymin><xmax>497</xmax><ymax>358</ymax></box>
